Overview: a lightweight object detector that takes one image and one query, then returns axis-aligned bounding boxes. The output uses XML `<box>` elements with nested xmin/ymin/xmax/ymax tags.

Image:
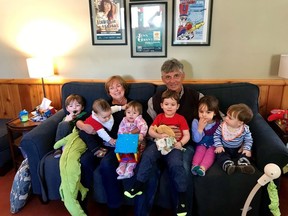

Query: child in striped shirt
<box><xmin>214</xmin><ymin>103</ymin><xmax>255</xmax><ymax>175</ymax></box>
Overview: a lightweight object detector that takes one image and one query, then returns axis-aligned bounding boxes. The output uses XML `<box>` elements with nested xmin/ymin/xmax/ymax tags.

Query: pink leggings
<box><xmin>192</xmin><ymin>145</ymin><xmax>215</xmax><ymax>170</ymax></box>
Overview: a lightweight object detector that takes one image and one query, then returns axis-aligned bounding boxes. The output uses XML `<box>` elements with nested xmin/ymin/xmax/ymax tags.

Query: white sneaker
<box><xmin>117</xmin><ymin>174</ymin><xmax>129</xmax><ymax>180</ymax></box>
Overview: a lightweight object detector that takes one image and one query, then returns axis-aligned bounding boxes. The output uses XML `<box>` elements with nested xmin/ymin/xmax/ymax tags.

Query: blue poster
<box><xmin>133</xmin><ymin>5</ymin><xmax>164</xmax><ymax>53</ymax></box>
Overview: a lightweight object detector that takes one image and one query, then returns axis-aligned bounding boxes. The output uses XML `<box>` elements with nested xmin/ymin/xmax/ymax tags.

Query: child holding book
<box><xmin>116</xmin><ymin>101</ymin><xmax>148</xmax><ymax>179</ymax></box>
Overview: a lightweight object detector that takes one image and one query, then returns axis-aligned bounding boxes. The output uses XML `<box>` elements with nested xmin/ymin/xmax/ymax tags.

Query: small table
<box><xmin>6</xmin><ymin>116</ymin><xmax>40</xmax><ymax>171</ymax></box>
<box><xmin>269</xmin><ymin>120</ymin><xmax>288</xmax><ymax>146</ymax></box>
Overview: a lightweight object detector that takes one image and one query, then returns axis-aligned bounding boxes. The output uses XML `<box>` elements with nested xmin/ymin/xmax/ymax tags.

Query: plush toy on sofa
<box><xmin>54</xmin><ymin>127</ymin><xmax>88</xmax><ymax>216</ymax></box>
<box><xmin>153</xmin><ymin>125</ymin><xmax>178</xmax><ymax>155</ymax></box>
<box><xmin>267</xmin><ymin>109</ymin><xmax>288</xmax><ymax>122</ymax></box>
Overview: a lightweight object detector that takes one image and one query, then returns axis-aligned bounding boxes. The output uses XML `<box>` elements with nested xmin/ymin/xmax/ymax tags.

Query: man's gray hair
<box><xmin>161</xmin><ymin>58</ymin><xmax>184</xmax><ymax>74</ymax></box>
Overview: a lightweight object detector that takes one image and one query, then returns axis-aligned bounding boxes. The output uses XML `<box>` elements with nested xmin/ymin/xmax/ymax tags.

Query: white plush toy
<box><xmin>153</xmin><ymin>125</ymin><xmax>177</xmax><ymax>155</ymax></box>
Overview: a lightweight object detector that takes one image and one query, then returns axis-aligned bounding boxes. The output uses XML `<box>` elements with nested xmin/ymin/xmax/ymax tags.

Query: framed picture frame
<box><xmin>129</xmin><ymin>2</ymin><xmax>167</xmax><ymax>57</ymax></box>
<box><xmin>172</xmin><ymin>0</ymin><xmax>213</xmax><ymax>46</ymax></box>
<box><xmin>89</xmin><ymin>0</ymin><xmax>127</xmax><ymax>45</ymax></box>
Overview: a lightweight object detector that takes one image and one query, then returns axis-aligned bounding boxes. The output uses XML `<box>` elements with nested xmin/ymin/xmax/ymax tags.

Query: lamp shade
<box><xmin>278</xmin><ymin>54</ymin><xmax>288</xmax><ymax>79</ymax></box>
<box><xmin>26</xmin><ymin>57</ymin><xmax>54</xmax><ymax>78</ymax></box>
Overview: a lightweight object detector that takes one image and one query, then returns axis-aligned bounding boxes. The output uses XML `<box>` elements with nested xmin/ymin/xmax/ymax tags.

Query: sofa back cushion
<box><xmin>61</xmin><ymin>82</ymin><xmax>157</xmax><ymax>114</ymax></box>
<box><xmin>156</xmin><ymin>82</ymin><xmax>259</xmax><ymax>115</ymax></box>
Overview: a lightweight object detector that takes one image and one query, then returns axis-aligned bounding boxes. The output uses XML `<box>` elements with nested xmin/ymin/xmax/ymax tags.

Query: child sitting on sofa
<box><xmin>81</xmin><ymin>98</ymin><xmax>125</xmax><ymax>154</ymax></box>
<box><xmin>191</xmin><ymin>95</ymin><xmax>221</xmax><ymax>176</ymax></box>
<box><xmin>214</xmin><ymin>103</ymin><xmax>255</xmax><ymax>175</ymax></box>
<box><xmin>54</xmin><ymin>94</ymin><xmax>87</xmax><ymax>158</ymax></box>
<box><xmin>124</xmin><ymin>89</ymin><xmax>190</xmax><ymax>216</ymax></box>
<box><xmin>116</xmin><ymin>101</ymin><xmax>148</xmax><ymax>180</ymax></box>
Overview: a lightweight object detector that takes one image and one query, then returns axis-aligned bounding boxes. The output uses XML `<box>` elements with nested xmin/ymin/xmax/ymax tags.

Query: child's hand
<box><xmin>242</xmin><ymin>150</ymin><xmax>252</xmax><ymax>157</ymax></box>
<box><xmin>174</xmin><ymin>141</ymin><xmax>182</xmax><ymax>150</ymax></box>
<box><xmin>121</xmin><ymin>104</ymin><xmax>127</xmax><ymax>110</ymax></box>
<box><xmin>215</xmin><ymin>146</ymin><xmax>224</xmax><ymax>153</ymax></box>
<box><xmin>131</xmin><ymin>128</ymin><xmax>140</xmax><ymax>134</ymax></box>
<box><xmin>198</xmin><ymin>118</ymin><xmax>208</xmax><ymax>132</ymax></box>
<box><xmin>109</xmin><ymin>138</ymin><xmax>116</xmax><ymax>146</ymax></box>
<box><xmin>139</xmin><ymin>134</ymin><xmax>144</xmax><ymax>141</ymax></box>
<box><xmin>64</xmin><ymin>113</ymin><xmax>76</xmax><ymax>122</ymax></box>
<box><xmin>169</xmin><ymin>125</ymin><xmax>181</xmax><ymax>140</ymax></box>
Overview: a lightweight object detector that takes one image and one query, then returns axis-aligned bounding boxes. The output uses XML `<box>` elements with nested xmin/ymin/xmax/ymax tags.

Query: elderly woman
<box><xmin>77</xmin><ymin>76</ymin><xmax>132</xmax><ymax>215</ymax></box>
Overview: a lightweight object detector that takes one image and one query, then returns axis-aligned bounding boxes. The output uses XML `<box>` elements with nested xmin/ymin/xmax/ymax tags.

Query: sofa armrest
<box><xmin>20</xmin><ymin>109</ymin><xmax>65</xmax><ymax>195</ymax></box>
<box><xmin>250</xmin><ymin>113</ymin><xmax>288</xmax><ymax>172</ymax></box>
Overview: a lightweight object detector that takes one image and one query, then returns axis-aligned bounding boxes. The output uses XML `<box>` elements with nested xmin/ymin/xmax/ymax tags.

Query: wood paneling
<box><xmin>0</xmin><ymin>78</ymin><xmax>287</xmax><ymax>119</ymax></box>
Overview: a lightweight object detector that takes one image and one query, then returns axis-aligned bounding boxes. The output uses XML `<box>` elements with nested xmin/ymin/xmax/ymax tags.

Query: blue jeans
<box><xmin>134</xmin><ymin>141</ymin><xmax>194</xmax><ymax>216</ymax></box>
<box><xmin>137</xmin><ymin>143</ymin><xmax>187</xmax><ymax>192</ymax></box>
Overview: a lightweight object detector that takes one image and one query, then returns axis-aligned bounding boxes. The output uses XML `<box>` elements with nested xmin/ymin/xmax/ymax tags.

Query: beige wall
<box><xmin>0</xmin><ymin>0</ymin><xmax>288</xmax><ymax>80</ymax></box>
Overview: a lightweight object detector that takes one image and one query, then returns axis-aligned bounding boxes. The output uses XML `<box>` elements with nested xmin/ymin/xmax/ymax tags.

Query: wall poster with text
<box><xmin>130</xmin><ymin>2</ymin><xmax>167</xmax><ymax>57</ymax></box>
<box><xmin>89</xmin><ymin>0</ymin><xmax>127</xmax><ymax>45</ymax></box>
<box><xmin>172</xmin><ymin>0</ymin><xmax>213</xmax><ymax>46</ymax></box>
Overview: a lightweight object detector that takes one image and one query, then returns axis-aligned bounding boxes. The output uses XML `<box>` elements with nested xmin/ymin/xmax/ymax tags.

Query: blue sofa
<box><xmin>0</xmin><ymin>118</ymin><xmax>12</xmax><ymax>176</ymax></box>
<box><xmin>20</xmin><ymin>82</ymin><xmax>288</xmax><ymax>216</ymax></box>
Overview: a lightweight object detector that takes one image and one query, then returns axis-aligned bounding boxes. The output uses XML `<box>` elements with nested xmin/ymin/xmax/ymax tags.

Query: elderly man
<box><xmin>130</xmin><ymin>58</ymin><xmax>203</xmax><ymax>216</ymax></box>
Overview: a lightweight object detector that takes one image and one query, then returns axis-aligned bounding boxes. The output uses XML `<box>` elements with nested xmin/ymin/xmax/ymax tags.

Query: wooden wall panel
<box><xmin>0</xmin><ymin>84</ymin><xmax>22</xmax><ymax>118</ymax></box>
<box><xmin>266</xmin><ymin>86</ymin><xmax>283</xmax><ymax>115</ymax></box>
<box><xmin>45</xmin><ymin>84</ymin><xmax>62</xmax><ymax>110</ymax></box>
<box><xmin>281</xmin><ymin>85</ymin><xmax>288</xmax><ymax>110</ymax></box>
<box><xmin>18</xmin><ymin>84</ymin><xmax>34</xmax><ymax>112</ymax></box>
<box><xmin>258</xmin><ymin>85</ymin><xmax>269</xmax><ymax>117</ymax></box>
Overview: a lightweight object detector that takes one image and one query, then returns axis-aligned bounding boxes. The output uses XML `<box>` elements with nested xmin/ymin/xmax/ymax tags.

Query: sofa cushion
<box><xmin>0</xmin><ymin>119</ymin><xmax>12</xmax><ymax>171</ymax></box>
<box><xmin>10</xmin><ymin>158</ymin><xmax>31</xmax><ymax>213</ymax></box>
<box><xmin>0</xmin><ymin>119</ymin><xmax>11</xmax><ymax>153</ymax></box>
<box><xmin>155</xmin><ymin>83</ymin><xmax>259</xmax><ymax>115</ymax></box>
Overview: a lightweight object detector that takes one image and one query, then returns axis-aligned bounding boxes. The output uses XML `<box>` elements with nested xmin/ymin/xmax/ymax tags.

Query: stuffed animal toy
<box><xmin>54</xmin><ymin>127</ymin><xmax>88</xmax><ymax>216</ymax></box>
<box><xmin>153</xmin><ymin>125</ymin><xmax>175</xmax><ymax>137</ymax></box>
<box><xmin>153</xmin><ymin>125</ymin><xmax>177</xmax><ymax>155</ymax></box>
<box><xmin>267</xmin><ymin>109</ymin><xmax>288</xmax><ymax>122</ymax></box>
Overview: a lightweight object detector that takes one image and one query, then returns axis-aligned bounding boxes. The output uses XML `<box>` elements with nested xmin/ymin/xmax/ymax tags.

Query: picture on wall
<box><xmin>172</xmin><ymin>0</ymin><xmax>213</xmax><ymax>46</ymax></box>
<box><xmin>130</xmin><ymin>2</ymin><xmax>167</xmax><ymax>57</ymax></box>
<box><xmin>89</xmin><ymin>0</ymin><xmax>127</xmax><ymax>45</ymax></box>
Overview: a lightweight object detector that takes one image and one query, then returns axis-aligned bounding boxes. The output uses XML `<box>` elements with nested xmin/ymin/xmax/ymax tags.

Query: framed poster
<box><xmin>172</xmin><ymin>0</ymin><xmax>213</xmax><ymax>46</ymax></box>
<box><xmin>130</xmin><ymin>2</ymin><xmax>167</xmax><ymax>57</ymax></box>
<box><xmin>89</xmin><ymin>0</ymin><xmax>127</xmax><ymax>45</ymax></box>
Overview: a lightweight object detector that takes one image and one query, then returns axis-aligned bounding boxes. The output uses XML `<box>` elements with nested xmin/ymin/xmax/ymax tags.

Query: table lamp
<box><xmin>26</xmin><ymin>57</ymin><xmax>54</xmax><ymax>98</ymax></box>
<box><xmin>278</xmin><ymin>54</ymin><xmax>288</xmax><ymax>79</ymax></box>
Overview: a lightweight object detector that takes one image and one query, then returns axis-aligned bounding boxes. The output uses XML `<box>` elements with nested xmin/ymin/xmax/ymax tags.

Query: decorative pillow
<box><xmin>10</xmin><ymin>158</ymin><xmax>31</xmax><ymax>214</ymax></box>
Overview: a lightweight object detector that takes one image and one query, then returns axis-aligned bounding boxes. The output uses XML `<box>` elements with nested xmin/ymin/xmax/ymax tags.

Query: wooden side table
<box><xmin>269</xmin><ymin>120</ymin><xmax>288</xmax><ymax>146</ymax></box>
<box><xmin>6</xmin><ymin>117</ymin><xmax>40</xmax><ymax>171</ymax></box>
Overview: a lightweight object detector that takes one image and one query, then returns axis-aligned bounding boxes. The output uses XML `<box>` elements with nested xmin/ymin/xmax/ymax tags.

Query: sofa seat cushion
<box><xmin>193</xmin><ymin>163</ymin><xmax>262</xmax><ymax>216</ymax></box>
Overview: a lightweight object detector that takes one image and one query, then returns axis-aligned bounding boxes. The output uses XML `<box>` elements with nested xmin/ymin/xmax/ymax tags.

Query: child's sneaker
<box><xmin>223</xmin><ymin>160</ymin><xmax>236</xmax><ymax>175</ymax></box>
<box><xmin>117</xmin><ymin>174</ymin><xmax>129</xmax><ymax>180</ymax></box>
<box><xmin>176</xmin><ymin>203</ymin><xmax>187</xmax><ymax>216</ymax></box>
<box><xmin>238</xmin><ymin>164</ymin><xmax>255</xmax><ymax>174</ymax></box>
<box><xmin>191</xmin><ymin>165</ymin><xmax>199</xmax><ymax>175</ymax></box>
<box><xmin>124</xmin><ymin>181</ymin><xmax>144</xmax><ymax>198</ymax></box>
<box><xmin>197</xmin><ymin>167</ymin><xmax>206</xmax><ymax>176</ymax></box>
<box><xmin>53</xmin><ymin>149</ymin><xmax>62</xmax><ymax>159</ymax></box>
